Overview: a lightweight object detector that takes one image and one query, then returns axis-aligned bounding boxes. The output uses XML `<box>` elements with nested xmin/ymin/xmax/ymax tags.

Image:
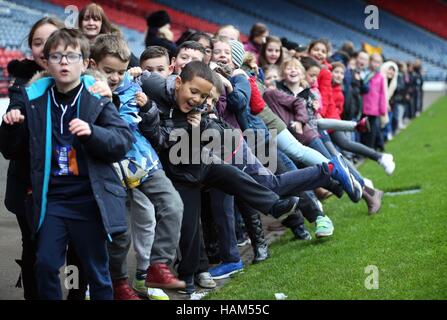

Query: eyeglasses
<box><xmin>48</xmin><ymin>52</ymin><xmax>83</xmax><ymax>64</ymax></box>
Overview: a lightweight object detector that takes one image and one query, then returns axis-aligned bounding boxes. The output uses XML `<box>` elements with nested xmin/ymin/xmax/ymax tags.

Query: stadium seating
<box><xmin>0</xmin><ymin>47</ymin><xmax>24</xmax><ymax>96</ymax></box>
<box><xmin>286</xmin><ymin>0</ymin><xmax>447</xmax><ymax>69</ymax></box>
<box><xmin>0</xmin><ymin>0</ymin><xmax>445</xmax><ymax>83</ymax></box>
<box><xmin>154</xmin><ymin>0</ymin><xmax>447</xmax><ymax>80</ymax></box>
<box><xmin>370</xmin><ymin>0</ymin><xmax>447</xmax><ymax>40</ymax></box>
<box><xmin>93</xmin><ymin>0</ymin><xmax>228</xmax><ymax>40</ymax></box>
<box><xmin>0</xmin><ymin>0</ymin><xmax>232</xmax><ymax>96</ymax></box>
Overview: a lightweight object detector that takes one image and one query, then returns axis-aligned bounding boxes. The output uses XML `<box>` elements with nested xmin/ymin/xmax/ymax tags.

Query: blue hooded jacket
<box><xmin>114</xmin><ymin>73</ymin><xmax>162</xmax><ymax>186</ymax></box>
<box><xmin>0</xmin><ymin>74</ymin><xmax>133</xmax><ymax>238</ymax></box>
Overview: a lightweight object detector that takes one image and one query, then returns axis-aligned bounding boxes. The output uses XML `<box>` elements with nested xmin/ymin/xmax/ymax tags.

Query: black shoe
<box><xmin>292</xmin><ymin>224</ymin><xmax>312</xmax><ymax>240</ymax></box>
<box><xmin>326</xmin><ymin>180</ymin><xmax>344</xmax><ymax>198</ymax></box>
<box><xmin>281</xmin><ymin>212</ymin><xmax>305</xmax><ymax>229</ymax></box>
<box><xmin>177</xmin><ymin>275</ymin><xmax>195</xmax><ymax>295</ymax></box>
<box><xmin>242</xmin><ymin>212</ymin><xmax>269</xmax><ymax>264</ymax></box>
<box><xmin>252</xmin><ymin>243</ymin><xmax>269</xmax><ymax>264</ymax></box>
<box><xmin>270</xmin><ymin>197</ymin><xmax>300</xmax><ymax>219</ymax></box>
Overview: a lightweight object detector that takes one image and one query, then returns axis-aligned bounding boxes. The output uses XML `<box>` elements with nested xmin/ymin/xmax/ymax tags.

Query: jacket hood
<box><xmin>165</xmin><ymin>74</ymin><xmax>181</xmax><ymax>110</ymax></box>
<box><xmin>114</xmin><ymin>72</ymin><xmax>135</xmax><ymax>96</ymax></box>
<box><xmin>380</xmin><ymin>61</ymin><xmax>399</xmax><ymax>100</ymax></box>
<box><xmin>25</xmin><ymin>73</ymin><xmax>102</xmax><ymax>102</ymax></box>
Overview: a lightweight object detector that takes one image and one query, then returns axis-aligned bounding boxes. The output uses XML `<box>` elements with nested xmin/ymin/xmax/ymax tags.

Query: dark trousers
<box><xmin>209</xmin><ymin>189</ymin><xmax>240</xmax><ymax>263</ymax></box>
<box><xmin>35</xmin><ymin>214</ymin><xmax>112</xmax><ymax>300</ymax></box>
<box><xmin>176</xmin><ymin>183</ymin><xmax>202</xmax><ymax>278</ymax></box>
<box><xmin>15</xmin><ymin>214</ymin><xmax>38</xmax><ymax>300</ymax></box>
<box><xmin>15</xmin><ymin>213</ymin><xmax>87</xmax><ymax>300</ymax></box>
<box><xmin>276</xmin><ymin>151</ymin><xmax>321</xmax><ymax>224</ymax></box>
<box><xmin>361</xmin><ymin>116</ymin><xmax>384</xmax><ymax>151</ymax></box>
<box><xmin>66</xmin><ymin>245</ymin><xmax>88</xmax><ymax>300</ymax></box>
<box><xmin>330</xmin><ymin>131</ymin><xmax>381</xmax><ymax>161</ymax></box>
<box><xmin>199</xmin><ymin>191</ymin><xmax>221</xmax><ymax>265</ymax></box>
<box><xmin>176</xmin><ymin>163</ymin><xmax>282</xmax><ymax>278</ymax></box>
<box><xmin>235</xmin><ymin>141</ymin><xmax>332</xmax><ymax>197</ymax></box>
<box><xmin>198</xmin><ymin>224</ymin><xmax>211</xmax><ymax>274</ymax></box>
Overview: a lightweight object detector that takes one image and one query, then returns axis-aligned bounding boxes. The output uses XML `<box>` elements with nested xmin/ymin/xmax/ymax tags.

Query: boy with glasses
<box><xmin>1</xmin><ymin>28</ymin><xmax>133</xmax><ymax>299</ymax></box>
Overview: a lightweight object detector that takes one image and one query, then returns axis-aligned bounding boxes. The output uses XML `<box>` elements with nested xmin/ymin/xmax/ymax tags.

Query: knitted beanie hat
<box><xmin>229</xmin><ymin>39</ymin><xmax>245</xmax><ymax>68</ymax></box>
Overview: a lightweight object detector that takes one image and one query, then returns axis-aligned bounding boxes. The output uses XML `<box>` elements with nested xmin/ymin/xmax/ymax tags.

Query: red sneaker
<box><xmin>113</xmin><ymin>279</ymin><xmax>141</xmax><ymax>300</ymax></box>
<box><xmin>145</xmin><ymin>263</ymin><xmax>186</xmax><ymax>289</ymax></box>
<box><xmin>355</xmin><ymin>117</ymin><xmax>371</xmax><ymax>133</ymax></box>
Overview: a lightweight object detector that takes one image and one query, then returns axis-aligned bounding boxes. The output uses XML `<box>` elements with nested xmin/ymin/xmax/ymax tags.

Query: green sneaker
<box><xmin>315</xmin><ymin>216</ymin><xmax>334</xmax><ymax>238</ymax></box>
<box><xmin>132</xmin><ymin>278</ymin><xmax>170</xmax><ymax>300</ymax></box>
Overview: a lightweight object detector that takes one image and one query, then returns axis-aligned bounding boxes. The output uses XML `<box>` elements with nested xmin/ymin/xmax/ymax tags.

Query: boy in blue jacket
<box><xmin>89</xmin><ymin>34</ymin><xmax>185</xmax><ymax>299</ymax></box>
<box><xmin>0</xmin><ymin>28</ymin><xmax>133</xmax><ymax>300</ymax></box>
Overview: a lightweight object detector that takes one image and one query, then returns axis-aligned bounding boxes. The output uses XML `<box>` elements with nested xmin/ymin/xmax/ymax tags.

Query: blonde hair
<box><xmin>243</xmin><ymin>51</ymin><xmax>257</xmax><ymax>66</ymax></box>
<box><xmin>216</xmin><ymin>25</ymin><xmax>240</xmax><ymax>41</ymax></box>
<box><xmin>280</xmin><ymin>58</ymin><xmax>307</xmax><ymax>87</ymax></box>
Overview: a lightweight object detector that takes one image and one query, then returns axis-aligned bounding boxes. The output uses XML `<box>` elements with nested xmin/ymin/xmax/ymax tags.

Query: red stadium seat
<box><xmin>370</xmin><ymin>0</ymin><xmax>447</xmax><ymax>39</ymax></box>
<box><xmin>47</xmin><ymin>0</ymin><xmax>247</xmax><ymax>42</ymax></box>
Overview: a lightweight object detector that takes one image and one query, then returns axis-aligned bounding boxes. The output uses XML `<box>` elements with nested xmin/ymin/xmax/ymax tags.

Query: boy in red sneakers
<box><xmin>90</xmin><ymin>34</ymin><xmax>185</xmax><ymax>299</ymax></box>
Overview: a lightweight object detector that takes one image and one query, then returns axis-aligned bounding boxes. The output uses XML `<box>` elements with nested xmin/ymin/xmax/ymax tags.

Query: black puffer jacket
<box><xmin>1</xmin><ymin>59</ymin><xmax>42</xmax><ymax>215</ymax></box>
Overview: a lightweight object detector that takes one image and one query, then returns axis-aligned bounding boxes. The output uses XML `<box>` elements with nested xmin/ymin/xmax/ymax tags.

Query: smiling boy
<box><xmin>89</xmin><ymin>34</ymin><xmax>186</xmax><ymax>299</ymax></box>
<box><xmin>137</xmin><ymin>61</ymin><xmax>300</xmax><ymax>292</ymax></box>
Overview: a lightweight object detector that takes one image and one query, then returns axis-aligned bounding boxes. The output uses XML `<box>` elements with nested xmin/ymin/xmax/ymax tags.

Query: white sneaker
<box><xmin>190</xmin><ymin>291</ymin><xmax>209</xmax><ymax>300</ymax></box>
<box><xmin>147</xmin><ymin>287</ymin><xmax>170</xmax><ymax>300</ymax></box>
<box><xmin>132</xmin><ymin>277</ymin><xmax>170</xmax><ymax>300</ymax></box>
<box><xmin>379</xmin><ymin>153</ymin><xmax>395</xmax><ymax>175</ymax></box>
<box><xmin>195</xmin><ymin>272</ymin><xmax>217</xmax><ymax>289</ymax></box>
<box><xmin>363</xmin><ymin>177</ymin><xmax>374</xmax><ymax>189</ymax></box>
<box><xmin>387</xmin><ymin>132</ymin><xmax>393</xmax><ymax>141</ymax></box>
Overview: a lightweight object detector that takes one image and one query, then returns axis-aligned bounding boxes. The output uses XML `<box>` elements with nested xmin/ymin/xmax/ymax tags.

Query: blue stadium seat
<box><xmin>0</xmin><ymin>0</ymin><xmax>146</xmax><ymax>57</ymax></box>
<box><xmin>287</xmin><ymin>0</ymin><xmax>447</xmax><ymax>68</ymax></box>
<box><xmin>155</xmin><ymin>0</ymin><xmax>447</xmax><ymax>80</ymax></box>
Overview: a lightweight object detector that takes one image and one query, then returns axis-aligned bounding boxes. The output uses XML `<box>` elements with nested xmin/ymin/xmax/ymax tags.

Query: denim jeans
<box><xmin>233</xmin><ymin>140</ymin><xmax>332</xmax><ymax>197</ymax></box>
<box><xmin>208</xmin><ymin>189</ymin><xmax>241</xmax><ymax>263</ymax></box>
<box><xmin>276</xmin><ymin>129</ymin><xmax>328</xmax><ymax>166</ymax></box>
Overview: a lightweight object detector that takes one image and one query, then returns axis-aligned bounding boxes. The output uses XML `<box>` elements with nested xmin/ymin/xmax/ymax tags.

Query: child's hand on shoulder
<box><xmin>89</xmin><ymin>80</ymin><xmax>112</xmax><ymax>99</ymax></box>
<box><xmin>2</xmin><ymin>109</ymin><xmax>25</xmax><ymax>125</ymax></box>
<box><xmin>69</xmin><ymin>118</ymin><xmax>91</xmax><ymax>137</ymax></box>
<box><xmin>128</xmin><ymin>67</ymin><xmax>143</xmax><ymax>78</ymax></box>
<box><xmin>187</xmin><ymin>112</ymin><xmax>202</xmax><ymax>128</ymax></box>
<box><xmin>217</xmin><ymin>73</ymin><xmax>233</xmax><ymax>93</ymax></box>
<box><xmin>135</xmin><ymin>91</ymin><xmax>148</xmax><ymax>108</ymax></box>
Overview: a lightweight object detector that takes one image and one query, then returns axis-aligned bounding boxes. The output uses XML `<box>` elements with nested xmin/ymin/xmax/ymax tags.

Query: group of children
<box><xmin>1</xmin><ymin>3</ymin><xmax>420</xmax><ymax>300</ymax></box>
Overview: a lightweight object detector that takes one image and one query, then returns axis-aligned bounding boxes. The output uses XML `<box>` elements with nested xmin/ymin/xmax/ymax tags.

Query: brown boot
<box><xmin>362</xmin><ymin>186</ymin><xmax>384</xmax><ymax>214</ymax></box>
<box><xmin>315</xmin><ymin>188</ymin><xmax>333</xmax><ymax>201</ymax></box>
